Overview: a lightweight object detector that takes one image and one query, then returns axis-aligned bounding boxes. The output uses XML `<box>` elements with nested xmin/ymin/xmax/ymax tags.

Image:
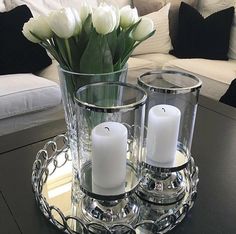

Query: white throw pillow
<box><xmin>5</xmin><ymin>0</ymin><xmax>97</xmax><ymax>16</ymax></box>
<box><xmin>198</xmin><ymin>0</ymin><xmax>236</xmax><ymax>60</ymax></box>
<box><xmin>132</xmin><ymin>3</ymin><xmax>172</xmax><ymax>56</ymax></box>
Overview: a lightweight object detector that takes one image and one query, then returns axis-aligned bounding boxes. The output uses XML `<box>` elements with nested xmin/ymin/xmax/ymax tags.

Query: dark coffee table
<box><xmin>0</xmin><ymin>97</ymin><xmax>236</xmax><ymax>234</ymax></box>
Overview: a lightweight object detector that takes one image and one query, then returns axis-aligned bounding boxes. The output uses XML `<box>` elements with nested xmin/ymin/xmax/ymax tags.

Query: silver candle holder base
<box><xmin>137</xmin><ymin>170</ymin><xmax>186</xmax><ymax>205</ymax></box>
<box><xmin>77</xmin><ymin>195</ymin><xmax>139</xmax><ymax>233</ymax></box>
<box><xmin>137</xmin><ymin>150</ymin><xmax>190</xmax><ymax>205</ymax></box>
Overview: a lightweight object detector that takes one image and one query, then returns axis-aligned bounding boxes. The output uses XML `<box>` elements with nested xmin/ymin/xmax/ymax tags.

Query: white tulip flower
<box><xmin>100</xmin><ymin>0</ymin><xmax>120</xmax><ymax>29</ymax></box>
<box><xmin>22</xmin><ymin>16</ymin><xmax>52</xmax><ymax>43</ymax></box>
<box><xmin>22</xmin><ymin>18</ymin><xmax>41</xmax><ymax>43</ymax></box>
<box><xmin>132</xmin><ymin>17</ymin><xmax>154</xmax><ymax>41</ymax></box>
<box><xmin>71</xmin><ymin>8</ymin><xmax>82</xmax><ymax>35</ymax></box>
<box><xmin>80</xmin><ymin>1</ymin><xmax>92</xmax><ymax>23</ymax></box>
<box><xmin>120</xmin><ymin>5</ymin><xmax>138</xmax><ymax>29</ymax></box>
<box><xmin>92</xmin><ymin>3</ymin><xmax>117</xmax><ymax>35</ymax></box>
<box><xmin>47</xmin><ymin>8</ymin><xmax>76</xmax><ymax>38</ymax></box>
<box><xmin>111</xmin><ymin>3</ymin><xmax>120</xmax><ymax>29</ymax></box>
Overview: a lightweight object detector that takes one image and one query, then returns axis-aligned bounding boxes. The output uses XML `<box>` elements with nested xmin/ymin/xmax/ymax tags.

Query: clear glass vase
<box><xmin>57</xmin><ymin>65</ymin><xmax>128</xmax><ymax>202</ymax></box>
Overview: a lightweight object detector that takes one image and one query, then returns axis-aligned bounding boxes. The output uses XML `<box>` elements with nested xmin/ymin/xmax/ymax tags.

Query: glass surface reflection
<box><xmin>42</xmin><ymin>152</ymin><xmax>73</xmax><ymax>219</ymax></box>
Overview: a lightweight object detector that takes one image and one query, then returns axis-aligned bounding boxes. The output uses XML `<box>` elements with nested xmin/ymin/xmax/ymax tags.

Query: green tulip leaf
<box><xmin>113</xmin><ymin>21</ymin><xmax>142</xmax><ymax>67</ymax></box>
<box><xmin>70</xmin><ymin>30</ymin><xmax>90</xmax><ymax>72</ymax></box>
<box><xmin>114</xmin><ymin>31</ymin><xmax>125</xmax><ymax>64</ymax></box>
<box><xmin>114</xmin><ymin>58</ymin><xmax>121</xmax><ymax>71</ymax></box>
<box><xmin>53</xmin><ymin>35</ymin><xmax>72</xmax><ymax>69</ymax></box>
<box><xmin>106</xmin><ymin>29</ymin><xmax>117</xmax><ymax>59</ymax></box>
<box><xmin>83</xmin><ymin>14</ymin><xmax>93</xmax><ymax>36</ymax></box>
<box><xmin>80</xmin><ymin>29</ymin><xmax>113</xmax><ymax>73</ymax></box>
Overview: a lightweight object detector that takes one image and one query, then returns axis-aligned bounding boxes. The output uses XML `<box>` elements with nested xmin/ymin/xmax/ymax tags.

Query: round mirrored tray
<box><xmin>32</xmin><ymin>135</ymin><xmax>199</xmax><ymax>233</ymax></box>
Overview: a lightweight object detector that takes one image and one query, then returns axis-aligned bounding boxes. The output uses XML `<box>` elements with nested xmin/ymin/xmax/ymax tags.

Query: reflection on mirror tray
<box><xmin>42</xmin><ymin>156</ymin><xmax>73</xmax><ymax>219</ymax></box>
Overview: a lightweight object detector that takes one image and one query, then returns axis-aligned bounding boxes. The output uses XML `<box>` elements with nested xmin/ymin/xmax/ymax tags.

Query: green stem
<box><xmin>51</xmin><ymin>37</ymin><xmax>69</xmax><ymax>67</ymax></box>
<box><xmin>54</xmin><ymin>37</ymin><xmax>71</xmax><ymax>69</ymax></box>
<box><xmin>65</xmin><ymin>39</ymin><xmax>73</xmax><ymax>69</ymax></box>
<box><xmin>74</xmin><ymin>35</ymin><xmax>79</xmax><ymax>44</ymax></box>
<box><xmin>42</xmin><ymin>41</ymin><xmax>61</xmax><ymax>62</ymax></box>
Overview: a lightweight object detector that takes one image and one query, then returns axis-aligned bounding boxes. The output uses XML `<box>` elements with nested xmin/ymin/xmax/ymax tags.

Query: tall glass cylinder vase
<box><xmin>137</xmin><ymin>70</ymin><xmax>202</xmax><ymax>204</ymax></box>
<box><xmin>58</xmin><ymin>66</ymin><xmax>128</xmax><ymax>202</ymax></box>
<box><xmin>74</xmin><ymin>82</ymin><xmax>147</xmax><ymax>229</ymax></box>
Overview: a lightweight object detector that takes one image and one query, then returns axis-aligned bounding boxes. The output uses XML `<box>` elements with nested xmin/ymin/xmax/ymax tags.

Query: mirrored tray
<box><xmin>32</xmin><ymin>135</ymin><xmax>199</xmax><ymax>233</ymax></box>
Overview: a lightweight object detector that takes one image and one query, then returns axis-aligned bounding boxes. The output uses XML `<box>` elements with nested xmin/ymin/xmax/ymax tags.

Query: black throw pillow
<box><xmin>220</xmin><ymin>79</ymin><xmax>236</xmax><ymax>108</ymax></box>
<box><xmin>0</xmin><ymin>5</ymin><xmax>51</xmax><ymax>75</ymax></box>
<box><xmin>170</xmin><ymin>2</ymin><xmax>235</xmax><ymax>60</ymax></box>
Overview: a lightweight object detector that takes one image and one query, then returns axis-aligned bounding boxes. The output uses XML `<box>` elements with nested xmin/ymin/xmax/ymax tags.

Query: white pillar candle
<box><xmin>92</xmin><ymin>121</ymin><xmax>127</xmax><ymax>189</ymax></box>
<box><xmin>146</xmin><ymin>104</ymin><xmax>181</xmax><ymax>167</ymax></box>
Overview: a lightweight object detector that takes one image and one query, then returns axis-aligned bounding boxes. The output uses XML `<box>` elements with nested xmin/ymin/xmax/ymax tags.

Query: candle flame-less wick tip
<box><xmin>162</xmin><ymin>108</ymin><xmax>166</xmax><ymax>112</ymax></box>
<box><xmin>104</xmin><ymin>127</ymin><xmax>110</xmax><ymax>132</ymax></box>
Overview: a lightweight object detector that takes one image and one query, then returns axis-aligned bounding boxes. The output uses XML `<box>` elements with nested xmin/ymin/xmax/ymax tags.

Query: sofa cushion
<box><xmin>127</xmin><ymin>57</ymin><xmax>156</xmax><ymax>84</ymax></box>
<box><xmin>0</xmin><ymin>5</ymin><xmax>52</xmax><ymax>75</ymax></box>
<box><xmin>197</xmin><ymin>0</ymin><xmax>236</xmax><ymax>60</ymax></box>
<box><xmin>163</xmin><ymin>58</ymin><xmax>236</xmax><ymax>100</ymax></box>
<box><xmin>171</xmin><ymin>2</ymin><xmax>234</xmax><ymax>60</ymax></box>
<box><xmin>132</xmin><ymin>3</ymin><xmax>172</xmax><ymax>55</ymax></box>
<box><xmin>36</xmin><ymin>59</ymin><xmax>60</xmax><ymax>84</ymax></box>
<box><xmin>163</xmin><ymin>58</ymin><xmax>236</xmax><ymax>85</ymax></box>
<box><xmin>133</xmin><ymin>53</ymin><xmax>176</xmax><ymax>69</ymax></box>
<box><xmin>5</xmin><ymin>0</ymin><xmax>97</xmax><ymax>16</ymax></box>
<box><xmin>0</xmin><ymin>74</ymin><xmax>61</xmax><ymax>120</ymax></box>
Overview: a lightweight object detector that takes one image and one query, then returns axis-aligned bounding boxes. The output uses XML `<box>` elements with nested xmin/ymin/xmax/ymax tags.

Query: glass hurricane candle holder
<box><xmin>137</xmin><ymin>70</ymin><xmax>202</xmax><ymax>205</ymax></box>
<box><xmin>74</xmin><ymin>82</ymin><xmax>146</xmax><ymax>230</ymax></box>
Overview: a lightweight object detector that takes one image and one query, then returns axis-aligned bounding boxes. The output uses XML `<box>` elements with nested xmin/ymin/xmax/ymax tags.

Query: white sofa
<box><xmin>0</xmin><ymin>0</ymin><xmax>236</xmax><ymax>136</ymax></box>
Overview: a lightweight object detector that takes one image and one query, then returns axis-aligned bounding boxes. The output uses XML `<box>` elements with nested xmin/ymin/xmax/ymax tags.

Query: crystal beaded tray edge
<box><xmin>32</xmin><ymin>134</ymin><xmax>199</xmax><ymax>233</ymax></box>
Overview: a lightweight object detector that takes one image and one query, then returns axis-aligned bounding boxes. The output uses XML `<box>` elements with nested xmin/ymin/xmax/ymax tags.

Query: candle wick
<box><xmin>104</xmin><ymin>127</ymin><xmax>110</xmax><ymax>132</ymax></box>
<box><xmin>162</xmin><ymin>108</ymin><xmax>166</xmax><ymax>112</ymax></box>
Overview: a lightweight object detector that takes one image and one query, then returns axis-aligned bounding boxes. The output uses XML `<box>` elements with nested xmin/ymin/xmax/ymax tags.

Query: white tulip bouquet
<box><xmin>22</xmin><ymin>1</ymin><xmax>155</xmax><ymax>74</ymax></box>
